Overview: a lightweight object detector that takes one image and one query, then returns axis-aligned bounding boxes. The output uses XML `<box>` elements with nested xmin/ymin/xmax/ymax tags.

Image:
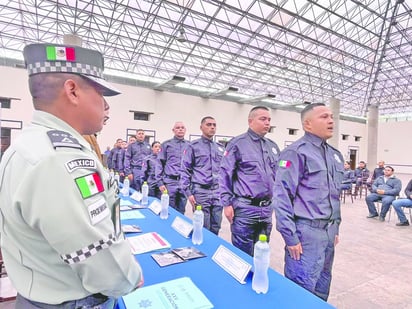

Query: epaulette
<box><xmin>47</xmin><ymin>130</ymin><xmax>82</xmax><ymax>149</ymax></box>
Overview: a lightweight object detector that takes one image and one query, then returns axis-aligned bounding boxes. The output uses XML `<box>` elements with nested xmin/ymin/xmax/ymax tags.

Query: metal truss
<box><xmin>0</xmin><ymin>0</ymin><xmax>411</xmax><ymax>118</ymax></box>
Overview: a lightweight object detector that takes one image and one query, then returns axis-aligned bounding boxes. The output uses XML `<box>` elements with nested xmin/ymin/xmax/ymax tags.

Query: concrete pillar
<box><xmin>63</xmin><ymin>34</ymin><xmax>82</xmax><ymax>47</ymax></box>
<box><xmin>329</xmin><ymin>97</ymin><xmax>340</xmax><ymax>149</ymax></box>
<box><xmin>367</xmin><ymin>105</ymin><xmax>379</xmax><ymax>169</ymax></box>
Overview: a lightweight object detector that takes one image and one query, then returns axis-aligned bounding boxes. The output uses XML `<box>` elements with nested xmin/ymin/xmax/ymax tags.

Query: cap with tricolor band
<box><xmin>23</xmin><ymin>43</ymin><xmax>120</xmax><ymax>96</ymax></box>
<box><xmin>75</xmin><ymin>172</ymin><xmax>104</xmax><ymax>199</ymax></box>
<box><xmin>279</xmin><ymin>160</ymin><xmax>291</xmax><ymax>168</ymax></box>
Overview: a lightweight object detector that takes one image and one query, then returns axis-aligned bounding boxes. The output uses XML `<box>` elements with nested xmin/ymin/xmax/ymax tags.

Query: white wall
<box><xmin>0</xmin><ymin>65</ymin><xmax>377</xmax><ymax>166</ymax></box>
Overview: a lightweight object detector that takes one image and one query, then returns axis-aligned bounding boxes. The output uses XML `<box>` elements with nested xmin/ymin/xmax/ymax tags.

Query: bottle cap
<box><xmin>196</xmin><ymin>205</ymin><xmax>202</xmax><ymax>211</ymax></box>
<box><xmin>144</xmin><ymin>181</ymin><xmax>147</xmax><ymax>185</ymax></box>
<box><xmin>163</xmin><ymin>189</ymin><xmax>168</xmax><ymax>194</ymax></box>
<box><xmin>258</xmin><ymin>234</ymin><xmax>267</xmax><ymax>242</ymax></box>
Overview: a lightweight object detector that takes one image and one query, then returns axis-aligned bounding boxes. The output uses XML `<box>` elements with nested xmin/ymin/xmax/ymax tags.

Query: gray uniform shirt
<box><xmin>0</xmin><ymin>111</ymin><xmax>142</xmax><ymax>304</ymax></box>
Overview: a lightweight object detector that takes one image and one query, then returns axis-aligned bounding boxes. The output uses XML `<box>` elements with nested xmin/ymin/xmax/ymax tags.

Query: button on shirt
<box><xmin>273</xmin><ymin>132</ymin><xmax>344</xmax><ymax>246</ymax></box>
<box><xmin>124</xmin><ymin>141</ymin><xmax>151</xmax><ymax>175</ymax></box>
<box><xmin>180</xmin><ymin>136</ymin><xmax>225</xmax><ymax>197</ymax></box>
<box><xmin>155</xmin><ymin>137</ymin><xmax>190</xmax><ymax>186</ymax></box>
<box><xmin>219</xmin><ymin>129</ymin><xmax>280</xmax><ymax>206</ymax></box>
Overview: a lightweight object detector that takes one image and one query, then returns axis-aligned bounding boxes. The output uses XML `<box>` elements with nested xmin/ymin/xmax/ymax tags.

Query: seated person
<box><xmin>341</xmin><ymin>161</ymin><xmax>354</xmax><ymax>191</ymax></box>
<box><xmin>366</xmin><ymin>166</ymin><xmax>402</xmax><ymax>221</ymax></box>
<box><xmin>354</xmin><ymin>161</ymin><xmax>370</xmax><ymax>195</ymax></box>
<box><xmin>391</xmin><ymin>178</ymin><xmax>412</xmax><ymax>226</ymax></box>
<box><xmin>367</xmin><ymin>160</ymin><xmax>385</xmax><ymax>191</ymax></box>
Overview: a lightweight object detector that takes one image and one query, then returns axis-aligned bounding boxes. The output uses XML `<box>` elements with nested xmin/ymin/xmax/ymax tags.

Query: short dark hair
<box><xmin>248</xmin><ymin>106</ymin><xmax>269</xmax><ymax>118</ymax></box>
<box><xmin>300</xmin><ymin>103</ymin><xmax>326</xmax><ymax>121</ymax></box>
<box><xmin>359</xmin><ymin>160</ymin><xmax>366</xmax><ymax>164</ymax></box>
<box><xmin>201</xmin><ymin>116</ymin><xmax>215</xmax><ymax>124</ymax></box>
<box><xmin>385</xmin><ymin>165</ymin><xmax>394</xmax><ymax>172</ymax></box>
<box><xmin>151</xmin><ymin>141</ymin><xmax>160</xmax><ymax>147</ymax></box>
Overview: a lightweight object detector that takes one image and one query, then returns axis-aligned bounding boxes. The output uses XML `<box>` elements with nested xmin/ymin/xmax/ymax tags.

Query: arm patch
<box><xmin>47</xmin><ymin>130</ymin><xmax>82</xmax><ymax>149</ymax></box>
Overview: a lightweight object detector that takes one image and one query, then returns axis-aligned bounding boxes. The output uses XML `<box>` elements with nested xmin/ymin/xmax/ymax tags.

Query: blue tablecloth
<box><xmin>117</xmin><ymin>196</ymin><xmax>334</xmax><ymax>309</ymax></box>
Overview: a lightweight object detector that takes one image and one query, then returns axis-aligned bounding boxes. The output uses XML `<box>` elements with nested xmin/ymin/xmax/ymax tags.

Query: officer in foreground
<box><xmin>219</xmin><ymin>106</ymin><xmax>280</xmax><ymax>255</ymax></box>
<box><xmin>0</xmin><ymin>43</ymin><xmax>143</xmax><ymax>308</ymax></box>
<box><xmin>273</xmin><ymin>103</ymin><xmax>343</xmax><ymax>301</ymax></box>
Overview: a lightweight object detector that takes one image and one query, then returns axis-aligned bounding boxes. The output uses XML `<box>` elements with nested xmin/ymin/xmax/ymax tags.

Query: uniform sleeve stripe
<box><xmin>60</xmin><ymin>234</ymin><xmax>116</xmax><ymax>265</ymax></box>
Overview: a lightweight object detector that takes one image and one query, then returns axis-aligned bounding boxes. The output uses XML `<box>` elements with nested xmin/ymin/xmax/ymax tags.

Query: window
<box><xmin>288</xmin><ymin>128</ymin><xmax>298</xmax><ymax>135</ymax></box>
<box><xmin>354</xmin><ymin>136</ymin><xmax>361</xmax><ymax>142</ymax></box>
<box><xmin>130</xmin><ymin>110</ymin><xmax>153</xmax><ymax>121</ymax></box>
<box><xmin>0</xmin><ymin>98</ymin><xmax>11</xmax><ymax>109</ymax></box>
<box><xmin>342</xmin><ymin>134</ymin><xmax>349</xmax><ymax>141</ymax></box>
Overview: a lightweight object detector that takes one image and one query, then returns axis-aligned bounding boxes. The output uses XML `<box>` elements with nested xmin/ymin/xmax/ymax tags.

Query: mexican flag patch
<box><xmin>46</xmin><ymin>46</ymin><xmax>76</xmax><ymax>61</ymax></box>
<box><xmin>279</xmin><ymin>160</ymin><xmax>291</xmax><ymax>168</ymax></box>
<box><xmin>75</xmin><ymin>172</ymin><xmax>104</xmax><ymax>199</ymax></box>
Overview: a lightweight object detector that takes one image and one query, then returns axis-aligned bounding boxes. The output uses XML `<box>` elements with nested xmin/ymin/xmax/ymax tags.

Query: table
<box><xmin>117</xmin><ymin>196</ymin><xmax>334</xmax><ymax>309</ymax></box>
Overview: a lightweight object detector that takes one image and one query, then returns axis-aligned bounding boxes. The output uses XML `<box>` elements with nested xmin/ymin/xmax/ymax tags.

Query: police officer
<box><xmin>219</xmin><ymin>106</ymin><xmax>280</xmax><ymax>256</ymax></box>
<box><xmin>124</xmin><ymin>129</ymin><xmax>151</xmax><ymax>191</ymax></box>
<box><xmin>111</xmin><ymin>138</ymin><xmax>126</xmax><ymax>178</ymax></box>
<box><xmin>0</xmin><ymin>43</ymin><xmax>143</xmax><ymax>308</ymax></box>
<box><xmin>180</xmin><ymin>116</ymin><xmax>225</xmax><ymax>235</ymax></box>
<box><xmin>155</xmin><ymin>122</ymin><xmax>190</xmax><ymax>214</ymax></box>
<box><xmin>107</xmin><ymin>138</ymin><xmax>122</xmax><ymax>170</ymax></box>
<box><xmin>142</xmin><ymin>141</ymin><xmax>162</xmax><ymax>198</ymax></box>
<box><xmin>273</xmin><ymin>103</ymin><xmax>343</xmax><ymax>301</ymax></box>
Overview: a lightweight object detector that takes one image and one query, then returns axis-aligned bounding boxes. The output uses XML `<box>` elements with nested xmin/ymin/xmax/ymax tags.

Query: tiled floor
<box><xmin>2</xmin><ymin>173</ymin><xmax>412</xmax><ymax>309</ymax></box>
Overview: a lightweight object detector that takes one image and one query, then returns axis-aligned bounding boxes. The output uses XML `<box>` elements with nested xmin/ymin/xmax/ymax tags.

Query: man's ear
<box><xmin>63</xmin><ymin>79</ymin><xmax>80</xmax><ymax>105</ymax></box>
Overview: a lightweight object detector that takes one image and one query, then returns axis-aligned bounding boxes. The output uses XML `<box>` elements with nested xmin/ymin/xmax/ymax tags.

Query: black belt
<box><xmin>16</xmin><ymin>293</ymin><xmax>109</xmax><ymax>308</ymax></box>
<box><xmin>165</xmin><ymin>174</ymin><xmax>180</xmax><ymax>180</ymax></box>
<box><xmin>240</xmin><ymin>196</ymin><xmax>272</xmax><ymax>207</ymax></box>
<box><xmin>194</xmin><ymin>183</ymin><xmax>219</xmax><ymax>190</ymax></box>
<box><xmin>296</xmin><ymin>218</ymin><xmax>336</xmax><ymax>229</ymax></box>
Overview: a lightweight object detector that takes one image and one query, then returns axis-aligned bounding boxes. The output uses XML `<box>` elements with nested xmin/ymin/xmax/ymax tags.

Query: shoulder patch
<box><xmin>65</xmin><ymin>158</ymin><xmax>97</xmax><ymax>173</ymax></box>
<box><xmin>75</xmin><ymin>172</ymin><xmax>104</xmax><ymax>199</ymax></box>
<box><xmin>279</xmin><ymin>160</ymin><xmax>291</xmax><ymax>168</ymax></box>
<box><xmin>47</xmin><ymin>130</ymin><xmax>82</xmax><ymax>149</ymax></box>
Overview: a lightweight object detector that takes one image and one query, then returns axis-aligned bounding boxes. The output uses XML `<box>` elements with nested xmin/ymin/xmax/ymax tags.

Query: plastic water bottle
<box><xmin>123</xmin><ymin>177</ymin><xmax>130</xmax><ymax>197</ymax></box>
<box><xmin>114</xmin><ymin>172</ymin><xmax>120</xmax><ymax>183</ymax></box>
<box><xmin>160</xmin><ymin>190</ymin><xmax>169</xmax><ymax>219</ymax></box>
<box><xmin>252</xmin><ymin>234</ymin><xmax>270</xmax><ymax>294</ymax></box>
<box><xmin>192</xmin><ymin>205</ymin><xmax>204</xmax><ymax>245</ymax></box>
<box><xmin>141</xmin><ymin>181</ymin><xmax>149</xmax><ymax>206</ymax></box>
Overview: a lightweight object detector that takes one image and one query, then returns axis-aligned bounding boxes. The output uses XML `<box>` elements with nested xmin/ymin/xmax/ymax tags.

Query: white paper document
<box><xmin>122</xmin><ymin>277</ymin><xmax>213</xmax><ymax>309</ymax></box>
<box><xmin>127</xmin><ymin>232</ymin><xmax>171</xmax><ymax>254</ymax></box>
<box><xmin>120</xmin><ymin>210</ymin><xmax>145</xmax><ymax>220</ymax></box>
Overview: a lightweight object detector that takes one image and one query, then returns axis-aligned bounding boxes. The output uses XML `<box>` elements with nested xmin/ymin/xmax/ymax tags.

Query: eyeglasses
<box><xmin>205</xmin><ymin>123</ymin><xmax>217</xmax><ymax>127</ymax></box>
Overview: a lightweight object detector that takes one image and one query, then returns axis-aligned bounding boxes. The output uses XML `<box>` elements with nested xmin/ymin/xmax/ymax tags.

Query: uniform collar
<box><xmin>304</xmin><ymin>131</ymin><xmax>326</xmax><ymax>147</ymax></box>
<box><xmin>31</xmin><ymin>110</ymin><xmax>91</xmax><ymax>151</ymax></box>
<box><xmin>201</xmin><ymin>136</ymin><xmax>213</xmax><ymax>143</ymax></box>
<box><xmin>247</xmin><ymin>128</ymin><xmax>264</xmax><ymax>141</ymax></box>
<box><xmin>173</xmin><ymin>136</ymin><xmax>185</xmax><ymax>142</ymax></box>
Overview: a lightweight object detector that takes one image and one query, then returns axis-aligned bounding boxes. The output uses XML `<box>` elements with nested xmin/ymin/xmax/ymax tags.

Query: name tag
<box><xmin>171</xmin><ymin>216</ymin><xmax>193</xmax><ymax>238</ymax></box>
<box><xmin>88</xmin><ymin>197</ymin><xmax>110</xmax><ymax>225</ymax></box>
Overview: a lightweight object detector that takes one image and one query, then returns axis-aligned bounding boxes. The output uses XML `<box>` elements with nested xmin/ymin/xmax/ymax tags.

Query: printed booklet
<box><xmin>151</xmin><ymin>246</ymin><xmax>206</xmax><ymax>267</ymax></box>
